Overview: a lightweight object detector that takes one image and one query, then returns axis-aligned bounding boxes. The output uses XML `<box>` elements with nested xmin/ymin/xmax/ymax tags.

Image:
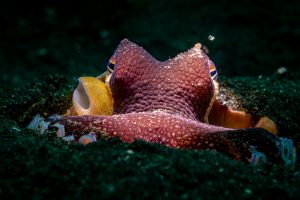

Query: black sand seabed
<box><xmin>1</xmin><ymin>74</ymin><xmax>300</xmax><ymax>199</ymax></box>
<box><xmin>1</xmin><ymin>0</ymin><xmax>300</xmax><ymax>199</ymax></box>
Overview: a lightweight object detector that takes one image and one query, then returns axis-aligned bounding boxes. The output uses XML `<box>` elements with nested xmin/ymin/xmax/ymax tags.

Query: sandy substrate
<box><xmin>0</xmin><ymin>74</ymin><xmax>300</xmax><ymax>199</ymax></box>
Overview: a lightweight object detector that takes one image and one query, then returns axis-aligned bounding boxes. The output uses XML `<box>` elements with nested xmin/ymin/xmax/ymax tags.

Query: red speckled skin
<box><xmin>110</xmin><ymin>39</ymin><xmax>213</xmax><ymax>121</ymax></box>
<box><xmin>60</xmin><ymin>39</ymin><xmax>282</xmax><ymax>163</ymax></box>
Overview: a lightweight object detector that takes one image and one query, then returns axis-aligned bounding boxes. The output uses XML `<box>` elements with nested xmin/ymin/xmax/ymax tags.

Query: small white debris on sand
<box><xmin>208</xmin><ymin>35</ymin><xmax>215</xmax><ymax>41</ymax></box>
<box><xmin>277</xmin><ymin>67</ymin><xmax>287</xmax><ymax>74</ymax></box>
<box><xmin>126</xmin><ymin>149</ymin><xmax>134</xmax><ymax>154</ymax></box>
<box><xmin>27</xmin><ymin>115</ymin><xmax>50</xmax><ymax>134</ymax></box>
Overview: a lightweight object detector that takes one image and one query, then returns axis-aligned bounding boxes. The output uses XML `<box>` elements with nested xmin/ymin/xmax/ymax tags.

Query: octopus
<box><xmin>28</xmin><ymin>39</ymin><xmax>296</xmax><ymax>166</ymax></box>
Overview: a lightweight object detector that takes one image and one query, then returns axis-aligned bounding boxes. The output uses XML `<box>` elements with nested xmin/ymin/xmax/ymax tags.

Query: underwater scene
<box><xmin>1</xmin><ymin>0</ymin><xmax>300</xmax><ymax>199</ymax></box>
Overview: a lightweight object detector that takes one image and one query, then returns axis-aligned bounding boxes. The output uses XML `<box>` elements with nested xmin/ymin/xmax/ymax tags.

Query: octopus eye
<box><xmin>107</xmin><ymin>62</ymin><xmax>115</xmax><ymax>72</ymax></box>
<box><xmin>107</xmin><ymin>55</ymin><xmax>116</xmax><ymax>73</ymax></box>
<box><xmin>209</xmin><ymin>60</ymin><xmax>218</xmax><ymax>80</ymax></box>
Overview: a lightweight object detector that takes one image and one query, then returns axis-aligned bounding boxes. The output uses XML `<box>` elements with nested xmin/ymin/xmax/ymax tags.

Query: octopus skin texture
<box><xmin>55</xmin><ymin>39</ymin><xmax>295</xmax><ymax>165</ymax></box>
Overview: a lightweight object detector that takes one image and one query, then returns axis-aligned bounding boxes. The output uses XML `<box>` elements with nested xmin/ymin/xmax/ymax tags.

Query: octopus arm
<box><xmin>58</xmin><ymin>112</ymin><xmax>293</xmax><ymax>165</ymax></box>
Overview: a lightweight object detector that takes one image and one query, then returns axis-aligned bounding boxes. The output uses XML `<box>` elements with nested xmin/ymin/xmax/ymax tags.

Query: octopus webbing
<box><xmin>29</xmin><ymin>39</ymin><xmax>296</xmax><ymax>166</ymax></box>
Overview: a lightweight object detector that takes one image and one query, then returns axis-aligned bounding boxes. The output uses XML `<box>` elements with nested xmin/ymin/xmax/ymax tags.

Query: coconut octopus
<box><xmin>28</xmin><ymin>39</ymin><xmax>296</xmax><ymax>166</ymax></box>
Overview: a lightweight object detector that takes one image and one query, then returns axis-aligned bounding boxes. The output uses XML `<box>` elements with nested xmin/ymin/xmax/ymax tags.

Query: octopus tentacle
<box><xmin>57</xmin><ymin>112</ymin><xmax>293</xmax><ymax>165</ymax></box>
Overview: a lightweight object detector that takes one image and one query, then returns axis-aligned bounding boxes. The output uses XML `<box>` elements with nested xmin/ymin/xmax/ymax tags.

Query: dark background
<box><xmin>1</xmin><ymin>0</ymin><xmax>299</xmax><ymax>87</ymax></box>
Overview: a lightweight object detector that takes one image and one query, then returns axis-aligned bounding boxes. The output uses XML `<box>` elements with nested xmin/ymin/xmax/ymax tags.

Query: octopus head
<box><xmin>108</xmin><ymin>39</ymin><xmax>219</xmax><ymax>122</ymax></box>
